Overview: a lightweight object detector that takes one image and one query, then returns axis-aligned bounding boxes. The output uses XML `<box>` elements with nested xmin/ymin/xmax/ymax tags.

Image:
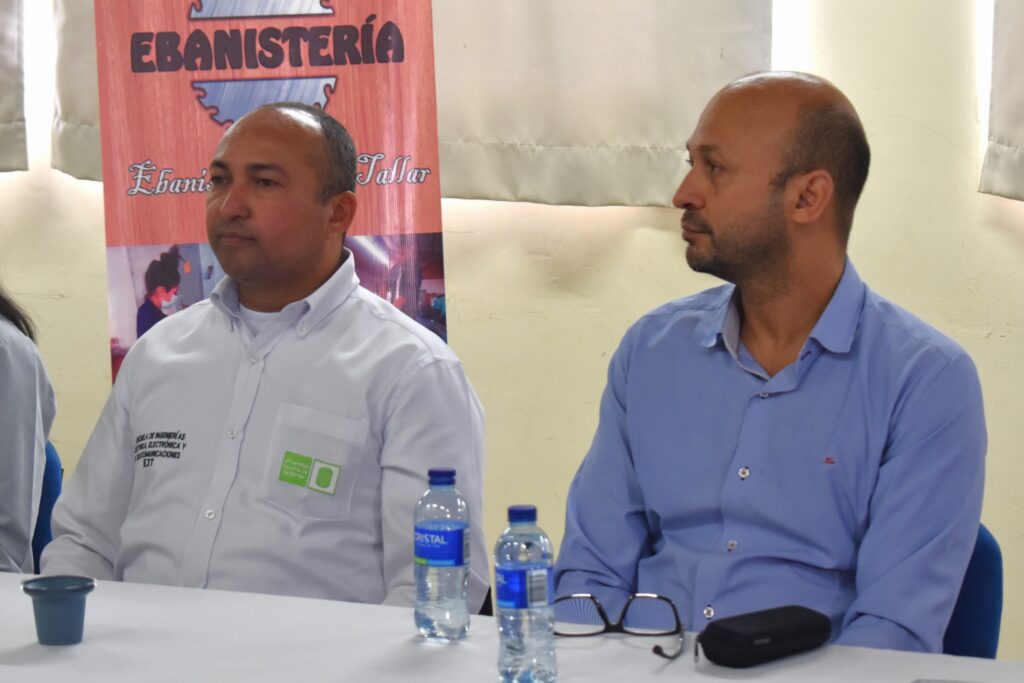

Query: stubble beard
<box><xmin>684</xmin><ymin>197</ymin><xmax>790</xmax><ymax>287</ymax></box>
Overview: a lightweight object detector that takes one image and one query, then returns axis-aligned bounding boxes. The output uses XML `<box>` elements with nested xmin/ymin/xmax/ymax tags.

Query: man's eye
<box><xmin>705</xmin><ymin>161</ymin><xmax>719</xmax><ymax>173</ymax></box>
<box><xmin>255</xmin><ymin>178</ymin><xmax>277</xmax><ymax>187</ymax></box>
<box><xmin>209</xmin><ymin>175</ymin><xmax>227</xmax><ymax>186</ymax></box>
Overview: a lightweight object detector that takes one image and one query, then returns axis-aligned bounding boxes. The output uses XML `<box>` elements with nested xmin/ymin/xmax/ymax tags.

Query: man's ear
<box><xmin>327</xmin><ymin>191</ymin><xmax>358</xmax><ymax>234</ymax></box>
<box><xmin>787</xmin><ymin>170</ymin><xmax>834</xmax><ymax>225</ymax></box>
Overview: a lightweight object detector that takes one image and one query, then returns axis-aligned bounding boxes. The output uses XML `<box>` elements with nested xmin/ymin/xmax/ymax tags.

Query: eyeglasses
<box><xmin>553</xmin><ymin>593</ymin><xmax>685</xmax><ymax>660</ymax></box>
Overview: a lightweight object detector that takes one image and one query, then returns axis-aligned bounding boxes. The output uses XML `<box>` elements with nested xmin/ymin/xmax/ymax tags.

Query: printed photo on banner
<box><xmin>348</xmin><ymin>234</ymin><xmax>447</xmax><ymax>341</ymax></box>
<box><xmin>107</xmin><ymin>235</ymin><xmax>446</xmax><ymax>379</ymax></box>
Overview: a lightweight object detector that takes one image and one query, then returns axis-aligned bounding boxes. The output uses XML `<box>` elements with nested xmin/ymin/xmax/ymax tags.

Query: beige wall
<box><xmin>1</xmin><ymin>0</ymin><xmax>1020</xmax><ymax>659</ymax></box>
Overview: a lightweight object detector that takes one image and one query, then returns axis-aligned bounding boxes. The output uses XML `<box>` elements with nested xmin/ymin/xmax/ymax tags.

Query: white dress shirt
<box><xmin>43</xmin><ymin>251</ymin><xmax>488</xmax><ymax>608</ymax></box>
<box><xmin>0</xmin><ymin>317</ymin><xmax>55</xmax><ymax>573</ymax></box>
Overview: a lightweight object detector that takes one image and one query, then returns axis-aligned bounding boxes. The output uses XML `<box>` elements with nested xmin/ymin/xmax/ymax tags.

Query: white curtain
<box><xmin>51</xmin><ymin>0</ymin><xmax>100</xmax><ymax>180</ymax></box>
<box><xmin>980</xmin><ymin>0</ymin><xmax>1024</xmax><ymax>201</ymax></box>
<box><xmin>433</xmin><ymin>0</ymin><xmax>771</xmax><ymax>206</ymax></box>
<box><xmin>0</xmin><ymin>0</ymin><xmax>26</xmax><ymax>171</ymax></box>
<box><xmin>48</xmin><ymin>0</ymin><xmax>772</xmax><ymax>206</ymax></box>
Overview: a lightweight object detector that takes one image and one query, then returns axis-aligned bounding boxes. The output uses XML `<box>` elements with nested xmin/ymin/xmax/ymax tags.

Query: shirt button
<box><xmin>204</xmin><ymin>510</ymin><xmax>216</xmax><ymax>520</ymax></box>
<box><xmin>227</xmin><ymin>429</ymin><xmax>238</xmax><ymax>439</ymax></box>
<box><xmin>249</xmin><ymin>356</ymin><xmax>258</xmax><ymax>365</ymax></box>
<box><xmin>727</xmin><ymin>540</ymin><xmax>738</xmax><ymax>551</ymax></box>
<box><xmin>738</xmin><ymin>467</ymin><xmax>750</xmax><ymax>480</ymax></box>
<box><xmin>703</xmin><ymin>606</ymin><xmax>715</xmax><ymax>619</ymax></box>
<box><xmin>298</xmin><ymin>324</ymin><xmax>309</xmax><ymax>334</ymax></box>
<box><xmin>758</xmin><ymin>392</ymin><xmax>769</xmax><ymax>399</ymax></box>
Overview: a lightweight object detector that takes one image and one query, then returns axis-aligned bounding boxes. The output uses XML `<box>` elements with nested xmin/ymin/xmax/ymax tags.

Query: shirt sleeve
<box><xmin>0</xmin><ymin>334</ymin><xmax>55</xmax><ymax>573</ymax></box>
<box><xmin>41</xmin><ymin>367</ymin><xmax>136</xmax><ymax>580</ymax></box>
<box><xmin>378</xmin><ymin>357</ymin><xmax>487</xmax><ymax>610</ymax></box>
<box><xmin>836</xmin><ymin>351</ymin><xmax>986</xmax><ymax>652</ymax></box>
<box><xmin>554</xmin><ymin>329</ymin><xmax>651</xmax><ymax>617</ymax></box>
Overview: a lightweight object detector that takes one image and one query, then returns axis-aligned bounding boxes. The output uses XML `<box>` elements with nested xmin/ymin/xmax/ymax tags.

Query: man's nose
<box><xmin>214</xmin><ymin>184</ymin><xmax>250</xmax><ymax>220</ymax></box>
<box><xmin>672</xmin><ymin>169</ymin><xmax>703</xmax><ymax>210</ymax></box>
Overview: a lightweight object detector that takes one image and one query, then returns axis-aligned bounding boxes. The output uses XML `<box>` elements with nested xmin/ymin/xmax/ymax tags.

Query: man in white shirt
<box><xmin>43</xmin><ymin>103</ymin><xmax>488</xmax><ymax>609</ymax></box>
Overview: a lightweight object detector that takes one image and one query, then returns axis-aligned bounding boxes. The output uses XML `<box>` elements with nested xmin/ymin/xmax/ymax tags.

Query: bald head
<box><xmin>723</xmin><ymin>71</ymin><xmax>854</xmax><ymax>107</ymax></box>
<box><xmin>708</xmin><ymin>72</ymin><xmax>870</xmax><ymax>243</ymax></box>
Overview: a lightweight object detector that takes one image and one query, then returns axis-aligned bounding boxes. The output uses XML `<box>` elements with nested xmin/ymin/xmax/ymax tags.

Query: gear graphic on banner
<box><xmin>190</xmin><ymin>0</ymin><xmax>333</xmax><ymax>19</ymax></box>
<box><xmin>193</xmin><ymin>77</ymin><xmax>337</xmax><ymax>124</ymax></box>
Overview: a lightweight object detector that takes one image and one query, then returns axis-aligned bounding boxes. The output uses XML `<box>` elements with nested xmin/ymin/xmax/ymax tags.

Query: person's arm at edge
<box><xmin>554</xmin><ymin>327</ymin><xmax>650</xmax><ymax>617</ymax></box>
<box><xmin>378</xmin><ymin>357</ymin><xmax>487</xmax><ymax>610</ymax></box>
<box><xmin>836</xmin><ymin>351</ymin><xmax>986</xmax><ymax>652</ymax></box>
<box><xmin>0</xmin><ymin>335</ymin><xmax>55</xmax><ymax>573</ymax></box>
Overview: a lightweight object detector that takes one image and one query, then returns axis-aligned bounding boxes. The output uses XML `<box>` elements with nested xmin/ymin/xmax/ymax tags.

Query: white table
<box><xmin>1</xmin><ymin>573</ymin><xmax>1021</xmax><ymax>682</ymax></box>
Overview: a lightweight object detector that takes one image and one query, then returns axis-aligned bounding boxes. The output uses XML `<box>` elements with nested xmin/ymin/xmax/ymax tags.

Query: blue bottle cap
<box><xmin>507</xmin><ymin>505</ymin><xmax>537</xmax><ymax>523</ymax></box>
<box><xmin>428</xmin><ymin>468</ymin><xmax>456</xmax><ymax>485</ymax></box>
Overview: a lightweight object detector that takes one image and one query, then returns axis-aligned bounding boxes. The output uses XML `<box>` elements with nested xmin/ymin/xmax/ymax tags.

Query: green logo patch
<box><xmin>307</xmin><ymin>460</ymin><xmax>341</xmax><ymax>495</ymax></box>
<box><xmin>278</xmin><ymin>451</ymin><xmax>340</xmax><ymax>495</ymax></box>
<box><xmin>279</xmin><ymin>451</ymin><xmax>313</xmax><ymax>486</ymax></box>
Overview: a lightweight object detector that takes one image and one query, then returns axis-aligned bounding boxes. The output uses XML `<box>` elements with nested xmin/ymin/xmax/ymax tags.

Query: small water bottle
<box><xmin>414</xmin><ymin>468</ymin><xmax>471</xmax><ymax>641</ymax></box>
<box><xmin>494</xmin><ymin>505</ymin><xmax>557</xmax><ymax>683</ymax></box>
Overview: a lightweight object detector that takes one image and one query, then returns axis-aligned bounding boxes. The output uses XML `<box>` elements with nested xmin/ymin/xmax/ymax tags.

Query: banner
<box><xmin>95</xmin><ymin>0</ymin><xmax>447</xmax><ymax>377</ymax></box>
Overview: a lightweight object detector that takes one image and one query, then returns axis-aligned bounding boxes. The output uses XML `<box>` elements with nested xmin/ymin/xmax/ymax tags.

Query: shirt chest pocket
<box><xmin>259</xmin><ymin>403</ymin><xmax>369</xmax><ymax>521</ymax></box>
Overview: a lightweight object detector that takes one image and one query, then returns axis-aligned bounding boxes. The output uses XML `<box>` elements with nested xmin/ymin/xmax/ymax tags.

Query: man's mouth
<box><xmin>681</xmin><ymin>213</ymin><xmax>711</xmax><ymax>235</ymax></box>
<box><xmin>681</xmin><ymin>221</ymin><xmax>711</xmax><ymax>238</ymax></box>
<box><xmin>215</xmin><ymin>231</ymin><xmax>255</xmax><ymax>244</ymax></box>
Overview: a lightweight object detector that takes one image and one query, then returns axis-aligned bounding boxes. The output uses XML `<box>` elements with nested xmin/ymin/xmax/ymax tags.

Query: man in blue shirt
<box><xmin>554</xmin><ymin>72</ymin><xmax>986</xmax><ymax>653</ymax></box>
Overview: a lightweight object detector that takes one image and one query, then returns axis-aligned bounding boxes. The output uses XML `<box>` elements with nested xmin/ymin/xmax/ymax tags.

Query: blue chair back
<box><xmin>943</xmin><ymin>524</ymin><xmax>1002</xmax><ymax>658</ymax></box>
<box><xmin>31</xmin><ymin>441</ymin><xmax>63</xmax><ymax>573</ymax></box>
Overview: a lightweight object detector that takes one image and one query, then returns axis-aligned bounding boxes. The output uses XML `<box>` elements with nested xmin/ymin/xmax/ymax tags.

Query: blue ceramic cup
<box><xmin>22</xmin><ymin>575</ymin><xmax>96</xmax><ymax>645</ymax></box>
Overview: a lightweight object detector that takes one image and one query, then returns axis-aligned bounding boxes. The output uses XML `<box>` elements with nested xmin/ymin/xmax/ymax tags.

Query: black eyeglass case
<box><xmin>695</xmin><ymin>605</ymin><xmax>831</xmax><ymax>668</ymax></box>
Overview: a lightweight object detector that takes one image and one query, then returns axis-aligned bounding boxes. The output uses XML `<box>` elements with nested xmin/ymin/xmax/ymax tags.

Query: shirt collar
<box><xmin>806</xmin><ymin>258</ymin><xmax>865</xmax><ymax>354</ymax></box>
<box><xmin>210</xmin><ymin>248</ymin><xmax>361</xmax><ymax>336</ymax></box>
<box><xmin>698</xmin><ymin>285</ymin><xmax>738</xmax><ymax>355</ymax></box>
<box><xmin>699</xmin><ymin>258</ymin><xmax>865</xmax><ymax>356</ymax></box>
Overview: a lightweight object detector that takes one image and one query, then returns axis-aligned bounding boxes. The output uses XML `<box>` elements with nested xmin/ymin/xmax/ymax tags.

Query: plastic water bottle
<box><xmin>414</xmin><ymin>468</ymin><xmax>470</xmax><ymax>640</ymax></box>
<box><xmin>494</xmin><ymin>505</ymin><xmax>557</xmax><ymax>683</ymax></box>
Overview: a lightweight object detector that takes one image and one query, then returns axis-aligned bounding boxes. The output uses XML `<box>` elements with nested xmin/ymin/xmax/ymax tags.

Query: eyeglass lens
<box><xmin>622</xmin><ymin>596</ymin><xmax>678</xmax><ymax>635</ymax></box>
<box><xmin>554</xmin><ymin>597</ymin><xmax>606</xmax><ymax>635</ymax></box>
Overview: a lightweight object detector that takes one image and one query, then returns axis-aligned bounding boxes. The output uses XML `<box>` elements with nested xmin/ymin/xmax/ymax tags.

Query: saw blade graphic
<box><xmin>194</xmin><ymin>77</ymin><xmax>337</xmax><ymax>125</ymax></box>
<box><xmin>189</xmin><ymin>0</ymin><xmax>332</xmax><ymax>19</ymax></box>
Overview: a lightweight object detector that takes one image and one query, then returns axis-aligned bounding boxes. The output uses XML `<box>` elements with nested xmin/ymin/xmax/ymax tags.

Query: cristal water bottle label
<box><xmin>495</xmin><ymin>566</ymin><xmax>552</xmax><ymax>609</ymax></box>
<box><xmin>414</xmin><ymin>526</ymin><xmax>467</xmax><ymax>567</ymax></box>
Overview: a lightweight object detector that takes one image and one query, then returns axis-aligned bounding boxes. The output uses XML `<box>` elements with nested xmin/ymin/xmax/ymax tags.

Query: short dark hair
<box><xmin>0</xmin><ymin>281</ymin><xmax>36</xmax><ymax>342</ymax></box>
<box><xmin>258</xmin><ymin>102</ymin><xmax>357</xmax><ymax>201</ymax></box>
<box><xmin>144</xmin><ymin>245</ymin><xmax>182</xmax><ymax>296</ymax></box>
<box><xmin>772</xmin><ymin>102</ymin><xmax>870</xmax><ymax>244</ymax></box>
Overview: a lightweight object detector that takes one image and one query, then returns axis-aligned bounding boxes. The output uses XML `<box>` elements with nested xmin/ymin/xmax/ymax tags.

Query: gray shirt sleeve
<box><xmin>0</xmin><ymin>322</ymin><xmax>56</xmax><ymax>573</ymax></box>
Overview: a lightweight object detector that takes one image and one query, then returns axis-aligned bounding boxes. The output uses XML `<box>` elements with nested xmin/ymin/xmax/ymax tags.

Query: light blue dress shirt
<box><xmin>555</xmin><ymin>260</ymin><xmax>986</xmax><ymax>652</ymax></box>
